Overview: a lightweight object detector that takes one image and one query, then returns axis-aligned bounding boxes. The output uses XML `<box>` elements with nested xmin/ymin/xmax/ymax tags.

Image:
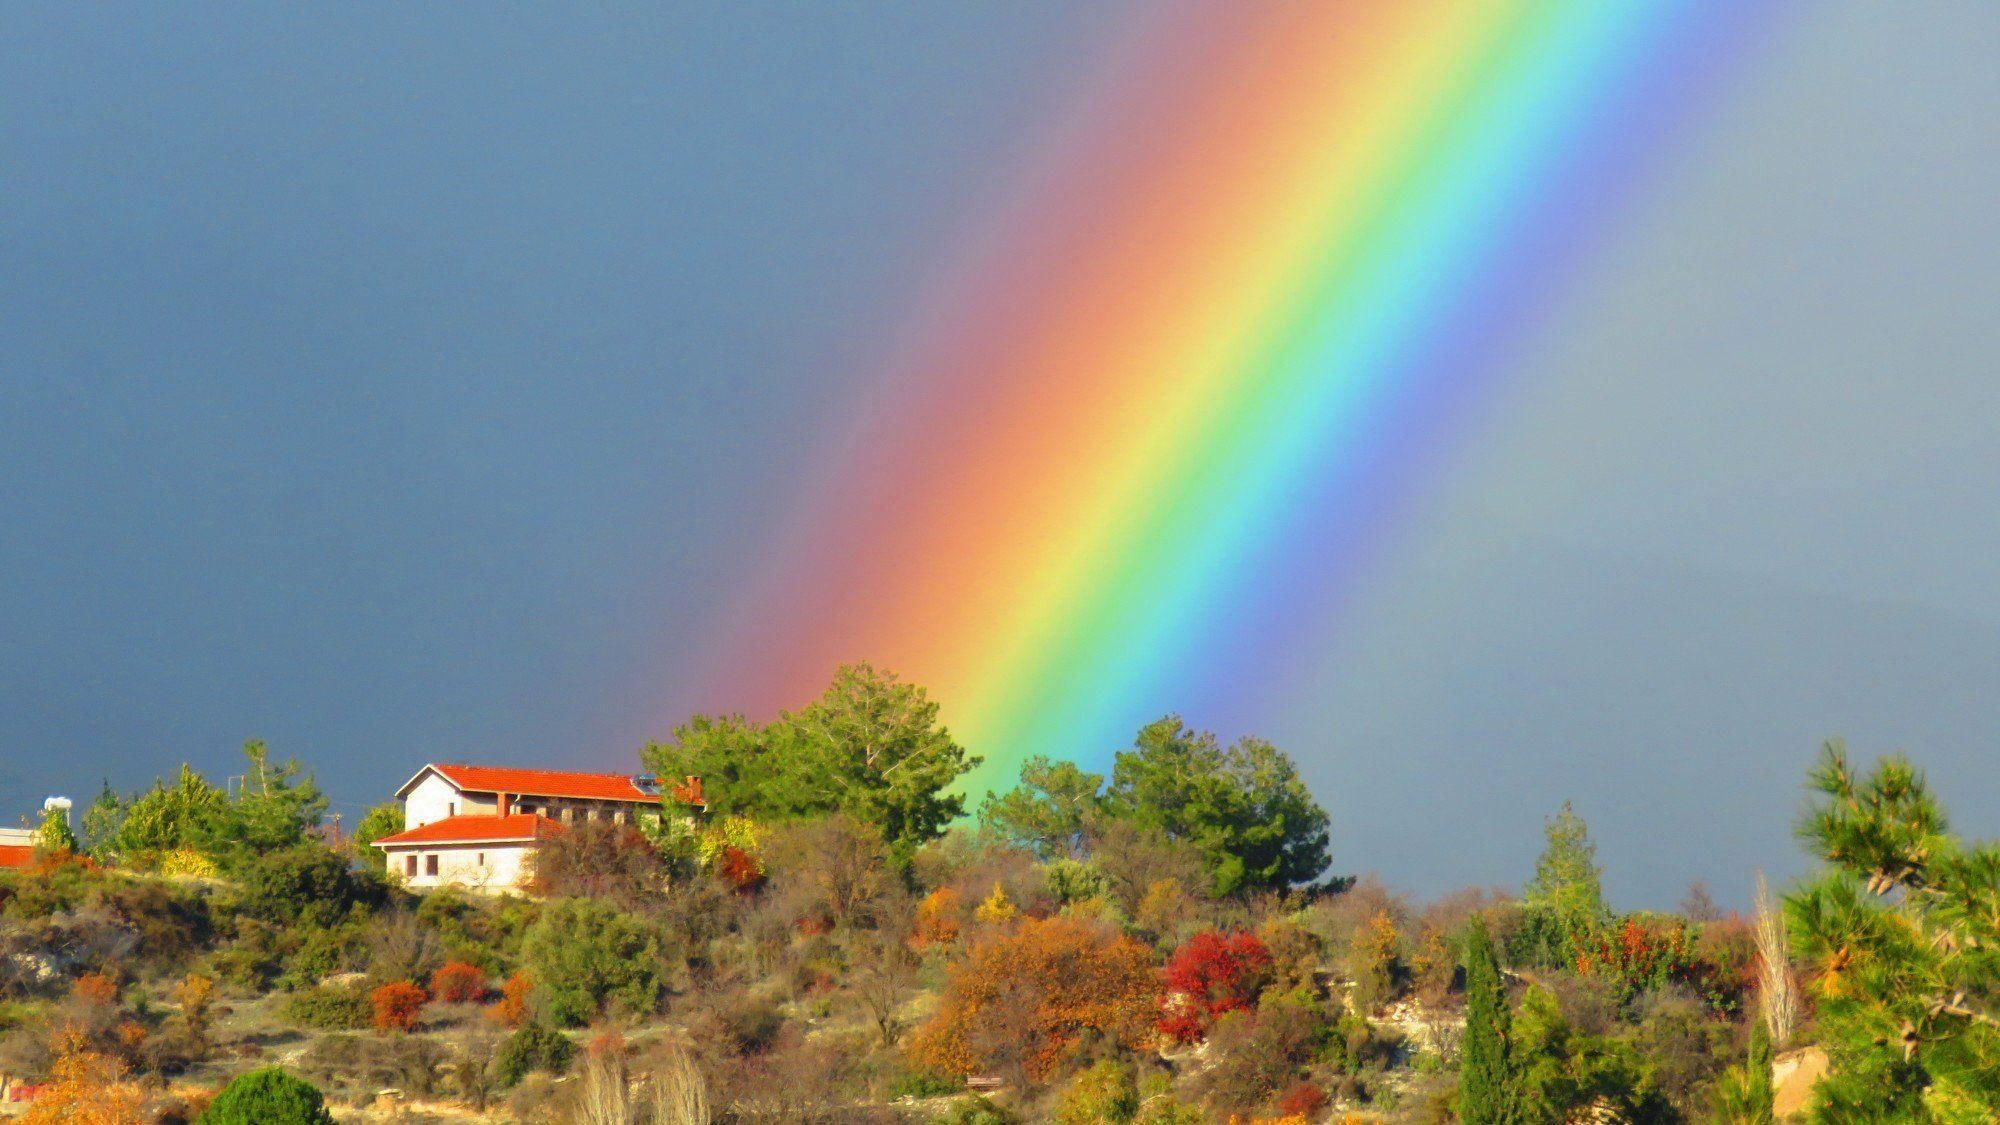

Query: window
<box><xmin>448</xmin><ymin>801</ymin><xmax>457</xmax><ymax>817</ymax></box>
<box><xmin>425</xmin><ymin>854</ymin><xmax>439</xmax><ymax>877</ymax></box>
<box><xmin>476</xmin><ymin>853</ymin><xmax>485</xmax><ymax>866</ymax></box>
<box><xmin>405</xmin><ymin>855</ymin><xmax>417</xmax><ymax>877</ymax></box>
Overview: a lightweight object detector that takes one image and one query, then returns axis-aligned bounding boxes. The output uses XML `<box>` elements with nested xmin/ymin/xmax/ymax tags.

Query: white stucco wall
<box><xmin>384</xmin><ymin>841</ymin><xmax>533</xmax><ymax>892</ymax></box>
<box><xmin>402</xmin><ymin>771</ymin><xmax>497</xmax><ymax>829</ymax></box>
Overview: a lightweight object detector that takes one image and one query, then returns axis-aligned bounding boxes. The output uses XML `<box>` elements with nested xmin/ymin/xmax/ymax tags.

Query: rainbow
<box><xmin>691</xmin><ymin>1</ymin><xmax>1776</xmax><ymax>798</ymax></box>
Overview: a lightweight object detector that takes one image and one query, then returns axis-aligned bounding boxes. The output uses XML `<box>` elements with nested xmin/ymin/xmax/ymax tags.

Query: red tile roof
<box><xmin>411</xmin><ymin>764</ymin><xmax>665</xmax><ymax>804</ymax></box>
<box><xmin>0</xmin><ymin>845</ymin><xmax>33</xmax><ymax>870</ymax></box>
<box><xmin>372</xmin><ymin>813</ymin><xmax>563</xmax><ymax>847</ymax></box>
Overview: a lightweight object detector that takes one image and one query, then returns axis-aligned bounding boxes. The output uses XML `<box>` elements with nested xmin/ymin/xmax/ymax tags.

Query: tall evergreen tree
<box><xmin>1459</xmin><ymin>914</ymin><xmax>1515</xmax><ymax>1124</ymax></box>
<box><xmin>1514</xmin><ymin>800</ymin><xmax>1609</xmax><ymax>968</ymax></box>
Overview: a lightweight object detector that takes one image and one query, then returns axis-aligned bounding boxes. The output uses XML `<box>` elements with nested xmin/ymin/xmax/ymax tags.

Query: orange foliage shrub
<box><xmin>489</xmin><ymin>970</ymin><xmax>532</xmax><ymax>1027</ymax></box>
<box><xmin>910</xmin><ymin>887</ymin><xmax>963</xmax><ymax>949</ymax></box>
<box><xmin>907</xmin><ymin>915</ymin><xmax>1158</xmax><ymax>1084</ymax></box>
<box><xmin>71</xmin><ymin>973</ymin><xmax>118</xmax><ymax>1006</ymax></box>
<box><xmin>430</xmin><ymin>961</ymin><xmax>488</xmax><ymax>1003</ymax></box>
<box><xmin>21</xmin><ymin>1029</ymin><xmax>145</xmax><ymax>1125</ymax></box>
<box><xmin>370</xmin><ymin>981</ymin><xmax>428</xmax><ymax>1032</ymax></box>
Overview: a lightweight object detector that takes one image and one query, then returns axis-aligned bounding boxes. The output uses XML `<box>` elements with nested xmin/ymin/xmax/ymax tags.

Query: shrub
<box><xmin>237</xmin><ymin>844</ymin><xmax>372</xmax><ymax>929</ymax></box>
<box><xmin>908</xmin><ymin>915</ymin><xmax>1158</xmax><ymax>1086</ymax></box>
<box><xmin>1158</xmin><ymin>929</ymin><xmax>1272</xmax><ymax>1043</ymax></box>
<box><xmin>521</xmin><ymin>898</ymin><xmax>667</xmax><ymax>1027</ymax></box>
<box><xmin>1056</xmin><ymin>1059</ymin><xmax>1139</xmax><ymax>1124</ymax></box>
<box><xmin>910</xmin><ymin>886</ymin><xmax>963</xmax><ymax>949</ymax></box>
<box><xmin>1273</xmin><ymin>1080</ymin><xmax>1329</xmax><ymax>1118</ymax></box>
<box><xmin>490</xmin><ymin>970</ymin><xmax>532</xmax><ymax>1027</ymax></box>
<box><xmin>430</xmin><ymin>961</ymin><xmax>487</xmax><ymax>1003</ymax></box>
<box><xmin>370</xmin><ymin>981</ymin><xmax>427</xmax><ymax>1033</ymax></box>
<box><xmin>198</xmin><ymin>1066</ymin><xmax>335</xmax><ymax>1124</ymax></box>
<box><xmin>283</xmin><ymin>983</ymin><xmax>372</xmax><ymax>1031</ymax></box>
<box><xmin>494</xmin><ymin>1020</ymin><xmax>575</xmax><ymax>1087</ymax></box>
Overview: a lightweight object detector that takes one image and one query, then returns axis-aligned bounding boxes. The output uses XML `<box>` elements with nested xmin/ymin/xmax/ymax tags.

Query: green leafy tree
<box><xmin>36</xmin><ymin>805</ymin><xmax>78</xmax><ymax>854</ymax></box>
<box><xmin>114</xmin><ymin>765</ymin><xmax>230</xmax><ymax>855</ymax></box>
<box><xmin>1784</xmin><ymin>741</ymin><xmax>2000</xmax><ymax>1122</ymax></box>
<box><xmin>521</xmin><ymin>897</ymin><xmax>667</xmax><ymax>1027</ymax></box>
<box><xmin>1459</xmin><ymin>914</ymin><xmax>1516</xmax><ymax>1124</ymax></box>
<box><xmin>1102</xmin><ymin>717</ymin><xmax>1330</xmax><ymax>895</ymax></box>
<box><xmin>198</xmin><ymin>1066</ymin><xmax>335</xmax><ymax>1124</ymax></box>
<box><xmin>237</xmin><ymin>844</ymin><xmax>373</xmax><ymax>929</ymax></box>
<box><xmin>350</xmin><ymin>801</ymin><xmax>404</xmax><ymax>872</ymax></box>
<box><xmin>644</xmin><ymin>663</ymin><xmax>979</xmax><ymax>856</ymax></box>
<box><xmin>1511</xmin><ymin>986</ymin><xmax>1670</xmax><ymax>1122</ymax></box>
<box><xmin>978</xmin><ymin>756</ymin><xmax>1104</xmax><ymax>859</ymax></box>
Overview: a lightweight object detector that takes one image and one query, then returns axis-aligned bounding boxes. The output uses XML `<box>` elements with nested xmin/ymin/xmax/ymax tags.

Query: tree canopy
<box><xmin>643</xmin><ymin>663</ymin><xmax>979</xmax><ymax>857</ymax></box>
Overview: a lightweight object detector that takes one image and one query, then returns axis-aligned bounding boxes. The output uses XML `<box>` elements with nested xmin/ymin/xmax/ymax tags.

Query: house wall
<box><xmin>384</xmin><ymin>841</ymin><xmax>533</xmax><ymax>892</ymax></box>
<box><xmin>403</xmin><ymin>772</ymin><xmax>497</xmax><ymax>829</ymax></box>
<box><xmin>0</xmin><ymin>828</ymin><xmax>33</xmax><ymax>847</ymax></box>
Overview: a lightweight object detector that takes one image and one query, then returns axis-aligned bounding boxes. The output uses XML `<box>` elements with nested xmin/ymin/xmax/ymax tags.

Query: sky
<box><xmin>3</xmin><ymin>4</ymin><xmax>1995</xmax><ymax>908</ymax></box>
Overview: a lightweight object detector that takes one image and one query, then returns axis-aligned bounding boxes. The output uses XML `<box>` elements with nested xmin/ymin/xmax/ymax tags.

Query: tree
<box><xmin>644</xmin><ymin>664</ymin><xmax>980</xmax><ymax>857</ymax></box>
<box><xmin>113</xmin><ymin>765</ymin><xmax>229</xmax><ymax>856</ymax></box>
<box><xmin>1102</xmin><ymin>717</ymin><xmax>1329</xmax><ymax>896</ymax></box>
<box><xmin>236</xmin><ymin>843</ymin><xmax>371</xmax><ymax>929</ymax></box>
<box><xmin>206</xmin><ymin>740</ymin><xmax>328</xmax><ymax>869</ymax></box>
<box><xmin>521</xmin><ymin>898</ymin><xmax>667</xmax><ymax>1027</ymax></box>
<box><xmin>36</xmin><ymin>805</ymin><xmax>77</xmax><ymax>855</ymax></box>
<box><xmin>80</xmin><ymin>781</ymin><xmax>127</xmax><ymax>859</ymax></box>
<box><xmin>1459</xmin><ymin>915</ymin><xmax>1516</xmax><ymax>1125</ymax></box>
<box><xmin>350</xmin><ymin>802</ymin><xmax>404</xmax><ymax>873</ymax></box>
<box><xmin>198</xmin><ymin>1066</ymin><xmax>336</xmax><ymax>1124</ymax></box>
<box><xmin>527</xmin><ymin>820</ymin><xmax>665</xmax><ymax>908</ymax></box>
<box><xmin>1515</xmin><ymin>800</ymin><xmax>1609</xmax><ymax>968</ymax></box>
<box><xmin>978</xmin><ymin>756</ymin><xmax>1104</xmax><ymax>859</ymax></box>
<box><xmin>908</xmin><ymin>916</ymin><xmax>1159</xmax><ymax>1086</ymax></box>
<box><xmin>1158</xmin><ymin>930</ymin><xmax>1273</xmax><ymax>1044</ymax></box>
<box><xmin>1784</xmin><ymin>741</ymin><xmax>2000</xmax><ymax>1121</ymax></box>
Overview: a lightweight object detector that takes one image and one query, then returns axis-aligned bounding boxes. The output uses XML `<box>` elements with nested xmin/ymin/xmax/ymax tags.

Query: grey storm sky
<box><xmin>2</xmin><ymin>5</ymin><xmax>1994</xmax><ymax>907</ymax></box>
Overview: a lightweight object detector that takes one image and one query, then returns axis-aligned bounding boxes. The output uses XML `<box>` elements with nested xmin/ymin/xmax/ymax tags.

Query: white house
<box><xmin>372</xmin><ymin>763</ymin><xmax>703</xmax><ymax>892</ymax></box>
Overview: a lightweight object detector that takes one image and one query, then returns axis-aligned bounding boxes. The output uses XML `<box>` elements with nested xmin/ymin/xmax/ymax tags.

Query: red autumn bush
<box><xmin>717</xmin><ymin>845</ymin><xmax>765</xmax><ymax>892</ymax></box>
<box><xmin>430</xmin><ymin>960</ymin><xmax>488</xmax><ymax>1003</ymax></box>
<box><xmin>370</xmin><ymin>981</ymin><xmax>428</xmax><ymax>1032</ymax></box>
<box><xmin>1274</xmin><ymin>1080</ymin><xmax>1330</xmax><ymax>1118</ymax></box>
<box><xmin>1158</xmin><ymin>929</ymin><xmax>1273</xmax><ymax>1044</ymax></box>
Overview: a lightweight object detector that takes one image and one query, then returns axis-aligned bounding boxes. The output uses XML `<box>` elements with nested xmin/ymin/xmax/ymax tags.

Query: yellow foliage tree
<box><xmin>22</xmin><ymin>1029</ymin><xmax>146</xmax><ymax>1125</ymax></box>
<box><xmin>973</xmin><ymin>883</ymin><xmax>1017</xmax><ymax>926</ymax></box>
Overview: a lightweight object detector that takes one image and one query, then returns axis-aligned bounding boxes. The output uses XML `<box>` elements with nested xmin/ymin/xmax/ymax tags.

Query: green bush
<box><xmin>282</xmin><ymin>983</ymin><xmax>372</xmax><ymax>1030</ymax></box>
<box><xmin>494</xmin><ymin>1020</ymin><xmax>574</xmax><ymax>1087</ymax></box>
<box><xmin>237</xmin><ymin>844</ymin><xmax>375</xmax><ymax>929</ymax></box>
<box><xmin>520</xmin><ymin>897</ymin><xmax>666</xmax><ymax>1026</ymax></box>
<box><xmin>891</xmin><ymin>1067</ymin><xmax>964</xmax><ymax>1098</ymax></box>
<box><xmin>199</xmin><ymin>1066</ymin><xmax>335</xmax><ymax>1124</ymax></box>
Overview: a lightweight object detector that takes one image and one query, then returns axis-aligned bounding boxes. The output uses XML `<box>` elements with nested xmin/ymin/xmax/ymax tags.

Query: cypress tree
<box><xmin>1459</xmin><ymin>914</ymin><xmax>1515</xmax><ymax>1124</ymax></box>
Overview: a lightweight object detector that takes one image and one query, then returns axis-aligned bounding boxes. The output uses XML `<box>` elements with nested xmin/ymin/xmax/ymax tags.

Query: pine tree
<box><xmin>1517</xmin><ymin>800</ymin><xmax>1608</xmax><ymax>968</ymax></box>
<box><xmin>1785</xmin><ymin>740</ymin><xmax>2000</xmax><ymax>1121</ymax></box>
<box><xmin>1459</xmin><ymin>914</ymin><xmax>1515</xmax><ymax>1124</ymax></box>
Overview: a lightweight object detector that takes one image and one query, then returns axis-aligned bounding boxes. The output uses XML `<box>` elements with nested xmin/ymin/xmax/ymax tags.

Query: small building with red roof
<box><xmin>0</xmin><ymin>827</ymin><xmax>35</xmax><ymax>872</ymax></box>
<box><xmin>373</xmin><ymin>763</ymin><xmax>701</xmax><ymax>892</ymax></box>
